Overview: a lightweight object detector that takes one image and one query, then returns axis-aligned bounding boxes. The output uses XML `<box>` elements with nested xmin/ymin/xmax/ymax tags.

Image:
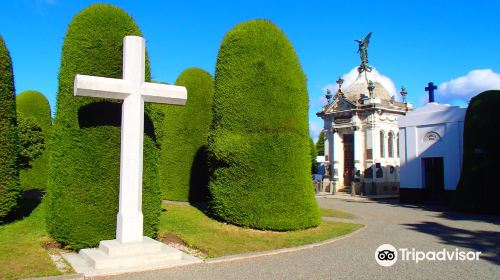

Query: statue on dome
<box><xmin>355</xmin><ymin>32</ymin><xmax>372</xmax><ymax>72</ymax></box>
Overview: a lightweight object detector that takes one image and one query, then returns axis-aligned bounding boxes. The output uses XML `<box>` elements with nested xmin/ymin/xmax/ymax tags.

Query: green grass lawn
<box><xmin>158</xmin><ymin>203</ymin><xmax>362</xmax><ymax>258</ymax></box>
<box><xmin>319</xmin><ymin>207</ymin><xmax>354</xmax><ymax>219</ymax></box>
<box><xmin>0</xmin><ymin>200</ymin><xmax>360</xmax><ymax>279</ymax></box>
<box><xmin>0</xmin><ymin>202</ymin><xmax>61</xmax><ymax>280</ymax></box>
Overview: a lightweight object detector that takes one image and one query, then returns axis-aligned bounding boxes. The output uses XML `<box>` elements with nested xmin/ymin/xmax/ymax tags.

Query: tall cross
<box><xmin>74</xmin><ymin>36</ymin><xmax>187</xmax><ymax>243</ymax></box>
<box><xmin>425</xmin><ymin>82</ymin><xmax>437</xmax><ymax>103</ymax></box>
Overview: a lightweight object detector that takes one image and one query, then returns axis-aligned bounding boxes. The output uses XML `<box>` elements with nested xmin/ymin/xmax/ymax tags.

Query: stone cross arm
<box><xmin>74</xmin><ymin>74</ymin><xmax>187</xmax><ymax>105</ymax></box>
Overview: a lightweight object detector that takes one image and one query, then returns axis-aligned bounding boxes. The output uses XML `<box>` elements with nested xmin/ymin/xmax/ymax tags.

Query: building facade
<box><xmin>398</xmin><ymin>102</ymin><xmax>466</xmax><ymax>202</ymax></box>
<box><xmin>317</xmin><ymin>70</ymin><xmax>411</xmax><ymax>195</ymax></box>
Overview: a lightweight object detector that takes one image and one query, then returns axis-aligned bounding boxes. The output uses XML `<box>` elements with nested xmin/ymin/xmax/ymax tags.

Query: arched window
<box><xmin>397</xmin><ymin>133</ymin><xmax>400</xmax><ymax>158</ymax></box>
<box><xmin>388</xmin><ymin>131</ymin><xmax>394</xmax><ymax>158</ymax></box>
<box><xmin>380</xmin><ymin>131</ymin><xmax>385</xmax><ymax>158</ymax></box>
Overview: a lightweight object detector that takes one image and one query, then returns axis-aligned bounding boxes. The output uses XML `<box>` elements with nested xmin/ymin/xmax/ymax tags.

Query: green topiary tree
<box><xmin>455</xmin><ymin>90</ymin><xmax>500</xmax><ymax>214</ymax></box>
<box><xmin>16</xmin><ymin>90</ymin><xmax>51</xmax><ymax>190</ymax></box>
<box><xmin>310</xmin><ymin>137</ymin><xmax>318</xmax><ymax>174</ymax></box>
<box><xmin>0</xmin><ymin>35</ymin><xmax>20</xmax><ymax>222</ymax></box>
<box><xmin>158</xmin><ymin>68</ymin><xmax>214</xmax><ymax>202</ymax></box>
<box><xmin>315</xmin><ymin>130</ymin><xmax>325</xmax><ymax>156</ymax></box>
<box><xmin>208</xmin><ymin>19</ymin><xmax>320</xmax><ymax>230</ymax></box>
<box><xmin>46</xmin><ymin>4</ymin><xmax>161</xmax><ymax>249</ymax></box>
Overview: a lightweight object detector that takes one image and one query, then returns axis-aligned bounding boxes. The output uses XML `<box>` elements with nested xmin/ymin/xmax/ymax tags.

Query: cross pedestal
<box><xmin>62</xmin><ymin>36</ymin><xmax>201</xmax><ymax>277</ymax></box>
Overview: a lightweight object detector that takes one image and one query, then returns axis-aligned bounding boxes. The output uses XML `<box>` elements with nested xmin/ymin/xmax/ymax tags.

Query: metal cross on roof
<box><xmin>425</xmin><ymin>82</ymin><xmax>437</xmax><ymax>103</ymax></box>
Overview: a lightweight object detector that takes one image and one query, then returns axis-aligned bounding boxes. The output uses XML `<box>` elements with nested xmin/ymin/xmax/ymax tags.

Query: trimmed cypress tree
<box><xmin>0</xmin><ymin>35</ymin><xmax>20</xmax><ymax>221</ymax></box>
<box><xmin>455</xmin><ymin>90</ymin><xmax>500</xmax><ymax>214</ymax></box>
<box><xmin>16</xmin><ymin>90</ymin><xmax>51</xmax><ymax>190</ymax></box>
<box><xmin>158</xmin><ymin>68</ymin><xmax>214</xmax><ymax>202</ymax></box>
<box><xmin>315</xmin><ymin>130</ymin><xmax>325</xmax><ymax>156</ymax></box>
<box><xmin>208</xmin><ymin>20</ymin><xmax>320</xmax><ymax>230</ymax></box>
<box><xmin>46</xmin><ymin>4</ymin><xmax>161</xmax><ymax>249</ymax></box>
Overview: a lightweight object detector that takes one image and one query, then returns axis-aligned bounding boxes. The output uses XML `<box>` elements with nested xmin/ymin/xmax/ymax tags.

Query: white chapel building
<box><xmin>398</xmin><ymin>89</ymin><xmax>467</xmax><ymax>202</ymax></box>
<box><xmin>317</xmin><ymin>33</ymin><xmax>412</xmax><ymax>195</ymax></box>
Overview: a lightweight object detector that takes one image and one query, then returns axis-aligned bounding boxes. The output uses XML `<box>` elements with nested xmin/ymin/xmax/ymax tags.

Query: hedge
<box><xmin>16</xmin><ymin>90</ymin><xmax>51</xmax><ymax>190</ymax></box>
<box><xmin>158</xmin><ymin>68</ymin><xmax>214</xmax><ymax>202</ymax></box>
<box><xmin>0</xmin><ymin>35</ymin><xmax>20</xmax><ymax>222</ymax></box>
<box><xmin>46</xmin><ymin>4</ymin><xmax>161</xmax><ymax>249</ymax></box>
<box><xmin>454</xmin><ymin>90</ymin><xmax>500</xmax><ymax>214</ymax></box>
<box><xmin>208</xmin><ymin>19</ymin><xmax>320</xmax><ymax>230</ymax></box>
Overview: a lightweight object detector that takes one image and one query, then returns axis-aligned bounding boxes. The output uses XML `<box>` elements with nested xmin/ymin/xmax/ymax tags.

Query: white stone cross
<box><xmin>74</xmin><ymin>36</ymin><xmax>187</xmax><ymax>243</ymax></box>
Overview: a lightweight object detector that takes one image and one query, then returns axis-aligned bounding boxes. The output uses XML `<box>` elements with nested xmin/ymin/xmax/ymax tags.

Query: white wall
<box><xmin>398</xmin><ymin>103</ymin><xmax>466</xmax><ymax>190</ymax></box>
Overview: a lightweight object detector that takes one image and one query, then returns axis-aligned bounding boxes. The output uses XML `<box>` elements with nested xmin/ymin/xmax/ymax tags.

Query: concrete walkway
<box><xmin>98</xmin><ymin>198</ymin><xmax>500</xmax><ymax>280</ymax></box>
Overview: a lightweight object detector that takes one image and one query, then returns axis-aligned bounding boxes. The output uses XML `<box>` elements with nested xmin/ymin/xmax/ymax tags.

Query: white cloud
<box><xmin>309</xmin><ymin>120</ymin><xmax>323</xmax><ymax>141</ymax></box>
<box><xmin>322</xmin><ymin>67</ymin><xmax>398</xmax><ymax>100</ymax></box>
<box><xmin>437</xmin><ymin>69</ymin><xmax>500</xmax><ymax>105</ymax></box>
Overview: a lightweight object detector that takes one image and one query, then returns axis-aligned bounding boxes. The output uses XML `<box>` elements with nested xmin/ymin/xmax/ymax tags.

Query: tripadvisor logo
<box><xmin>375</xmin><ymin>244</ymin><xmax>482</xmax><ymax>267</ymax></box>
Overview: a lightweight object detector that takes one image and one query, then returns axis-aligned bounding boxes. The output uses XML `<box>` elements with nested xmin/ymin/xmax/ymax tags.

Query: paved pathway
<box><xmin>100</xmin><ymin>197</ymin><xmax>500</xmax><ymax>280</ymax></box>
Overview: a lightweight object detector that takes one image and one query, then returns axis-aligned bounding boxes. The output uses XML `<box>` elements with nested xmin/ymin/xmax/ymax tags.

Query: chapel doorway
<box><xmin>422</xmin><ymin>157</ymin><xmax>444</xmax><ymax>201</ymax></box>
<box><xmin>343</xmin><ymin>134</ymin><xmax>354</xmax><ymax>187</ymax></box>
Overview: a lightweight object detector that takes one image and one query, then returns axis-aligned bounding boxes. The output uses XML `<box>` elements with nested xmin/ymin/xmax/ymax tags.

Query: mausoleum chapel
<box><xmin>317</xmin><ymin>33</ymin><xmax>413</xmax><ymax>195</ymax></box>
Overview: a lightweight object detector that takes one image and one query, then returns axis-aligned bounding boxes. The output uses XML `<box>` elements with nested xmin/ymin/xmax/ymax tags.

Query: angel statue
<box><xmin>355</xmin><ymin>32</ymin><xmax>372</xmax><ymax>72</ymax></box>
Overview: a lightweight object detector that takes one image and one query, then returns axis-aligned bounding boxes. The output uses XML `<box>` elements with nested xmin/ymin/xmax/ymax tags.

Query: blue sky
<box><xmin>1</xmin><ymin>0</ymin><xmax>499</xmax><ymax>141</ymax></box>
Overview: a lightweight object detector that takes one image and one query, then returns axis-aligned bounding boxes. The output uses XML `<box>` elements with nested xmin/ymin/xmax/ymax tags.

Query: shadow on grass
<box><xmin>402</xmin><ymin>221</ymin><xmax>500</xmax><ymax>266</ymax></box>
<box><xmin>3</xmin><ymin>189</ymin><xmax>44</xmax><ymax>224</ymax></box>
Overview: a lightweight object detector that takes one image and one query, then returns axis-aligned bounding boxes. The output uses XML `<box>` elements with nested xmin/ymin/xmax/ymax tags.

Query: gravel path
<box><xmin>99</xmin><ymin>197</ymin><xmax>500</xmax><ymax>280</ymax></box>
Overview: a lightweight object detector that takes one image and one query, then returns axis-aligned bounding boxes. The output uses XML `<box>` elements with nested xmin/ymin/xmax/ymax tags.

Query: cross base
<box><xmin>63</xmin><ymin>237</ymin><xmax>202</xmax><ymax>277</ymax></box>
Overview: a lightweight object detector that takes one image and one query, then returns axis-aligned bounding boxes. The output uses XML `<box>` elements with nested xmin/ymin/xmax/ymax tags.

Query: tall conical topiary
<box><xmin>46</xmin><ymin>4</ymin><xmax>161</xmax><ymax>249</ymax></box>
<box><xmin>16</xmin><ymin>90</ymin><xmax>51</xmax><ymax>190</ymax></box>
<box><xmin>208</xmin><ymin>20</ymin><xmax>320</xmax><ymax>230</ymax></box>
<box><xmin>455</xmin><ymin>90</ymin><xmax>500</xmax><ymax>214</ymax></box>
<box><xmin>158</xmin><ymin>68</ymin><xmax>214</xmax><ymax>202</ymax></box>
<box><xmin>0</xmin><ymin>35</ymin><xmax>20</xmax><ymax>221</ymax></box>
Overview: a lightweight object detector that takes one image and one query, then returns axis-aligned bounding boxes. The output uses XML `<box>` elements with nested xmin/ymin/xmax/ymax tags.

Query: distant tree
<box><xmin>16</xmin><ymin>90</ymin><xmax>51</xmax><ymax>190</ymax></box>
<box><xmin>17</xmin><ymin>113</ymin><xmax>45</xmax><ymax>169</ymax></box>
<box><xmin>310</xmin><ymin>137</ymin><xmax>318</xmax><ymax>174</ymax></box>
<box><xmin>157</xmin><ymin>68</ymin><xmax>214</xmax><ymax>202</ymax></box>
<box><xmin>0</xmin><ymin>35</ymin><xmax>20</xmax><ymax>222</ymax></box>
<box><xmin>315</xmin><ymin>130</ymin><xmax>325</xmax><ymax>156</ymax></box>
<box><xmin>208</xmin><ymin>19</ymin><xmax>320</xmax><ymax>231</ymax></box>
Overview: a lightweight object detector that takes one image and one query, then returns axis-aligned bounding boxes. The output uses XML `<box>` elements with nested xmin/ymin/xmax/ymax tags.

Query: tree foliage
<box><xmin>17</xmin><ymin>113</ymin><xmax>45</xmax><ymax>169</ymax></box>
<box><xmin>157</xmin><ymin>68</ymin><xmax>214</xmax><ymax>202</ymax></box>
<box><xmin>455</xmin><ymin>90</ymin><xmax>500</xmax><ymax>214</ymax></box>
<box><xmin>0</xmin><ymin>35</ymin><xmax>20</xmax><ymax>222</ymax></box>
<box><xmin>315</xmin><ymin>130</ymin><xmax>325</xmax><ymax>156</ymax></box>
<box><xmin>208</xmin><ymin>20</ymin><xmax>320</xmax><ymax>231</ymax></box>
<box><xmin>16</xmin><ymin>90</ymin><xmax>51</xmax><ymax>190</ymax></box>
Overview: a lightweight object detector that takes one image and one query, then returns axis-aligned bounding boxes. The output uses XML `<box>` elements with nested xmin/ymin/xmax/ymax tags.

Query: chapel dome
<box><xmin>343</xmin><ymin>70</ymin><xmax>392</xmax><ymax>102</ymax></box>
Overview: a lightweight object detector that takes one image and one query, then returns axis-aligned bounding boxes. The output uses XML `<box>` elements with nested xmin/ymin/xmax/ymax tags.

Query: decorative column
<box><xmin>331</xmin><ymin>128</ymin><xmax>341</xmax><ymax>193</ymax></box>
<box><xmin>353</xmin><ymin>126</ymin><xmax>363</xmax><ymax>193</ymax></box>
<box><xmin>365</xmin><ymin>126</ymin><xmax>377</xmax><ymax>182</ymax></box>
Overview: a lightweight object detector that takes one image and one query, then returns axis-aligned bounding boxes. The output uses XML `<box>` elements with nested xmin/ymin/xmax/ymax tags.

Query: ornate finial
<box><xmin>336</xmin><ymin>76</ymin><xmax>344</xmax><ymax>93</ymax></box>
<box><xmin>368</xmin><ymin>80</ymin><xmax>375</xmax><ymax>97</ymax></box>
<box><xmin>355</xmin><ymin>32</ymin><xmax>373</xmax><ymax>73</ymax></box>
<box><xmin>325</xmin><ymin>89</ymin><xmax>333</xmax><ymax>104</ymax></box>
<box><xmin>400</xmin><ymin>85</ymin><xmax>408</xmax><ymax>102</ymax></box>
